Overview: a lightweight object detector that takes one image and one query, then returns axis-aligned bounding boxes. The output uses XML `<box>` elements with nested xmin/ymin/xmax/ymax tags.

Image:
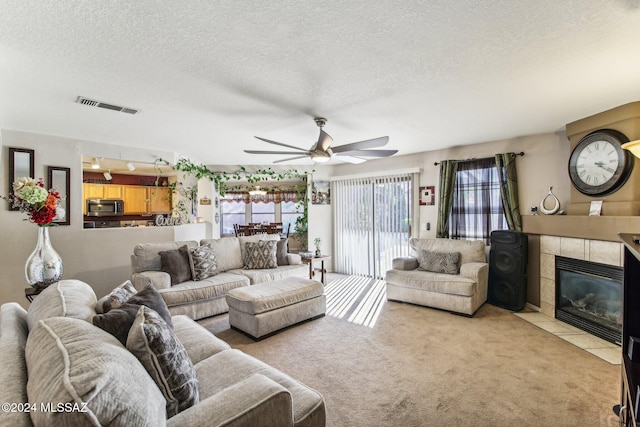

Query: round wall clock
<box><xmin>568</xmin><ymin>129</ymin><xmax>634</xmax><ymax>196</ymax></box>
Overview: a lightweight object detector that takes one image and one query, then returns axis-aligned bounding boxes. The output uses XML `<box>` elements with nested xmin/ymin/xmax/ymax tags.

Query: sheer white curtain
<box><xmin>333</xmin><ymin>172</ymin><xmax>416</xmax><ymax>278</ymax></box>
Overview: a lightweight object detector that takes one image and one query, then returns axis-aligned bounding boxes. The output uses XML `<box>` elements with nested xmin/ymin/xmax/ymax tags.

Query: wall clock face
<box><xmin>568</xmin><ymin>129</ymin><xmax>634</xmax><ymax>196</ymax></box>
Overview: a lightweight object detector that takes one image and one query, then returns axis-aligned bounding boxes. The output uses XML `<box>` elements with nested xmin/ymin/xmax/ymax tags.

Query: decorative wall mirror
<box><xmin>8</xmin><ymin>147</ymin><xmax>35</xmax><ymax>211</ymax></box>
<box><xmin>48</xmin><ymin>166</ymin><xmax>71</xmax><ymax>225</ymax></box>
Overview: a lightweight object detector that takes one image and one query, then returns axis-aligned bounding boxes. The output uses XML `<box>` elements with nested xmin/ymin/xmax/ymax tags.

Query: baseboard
<box><xmin>525</xmin><ymin>302</ymin><xmax>541</xmax><ymax>312</ymax></box>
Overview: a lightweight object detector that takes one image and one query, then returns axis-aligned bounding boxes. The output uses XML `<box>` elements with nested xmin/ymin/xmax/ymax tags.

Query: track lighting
<box><xmin>103</xmin><ymin>170</ymin><xmax>112</xmax><ymax>180</ymax></box>
<box><xmin>126</xmin><ymin>162</ymin><xmax>136</xmax><ymax>171</ymax></box>
<box><xmin>91</xmin><ymin>158</ymin><xmax>100</xmax><ymax>169</ymax></box>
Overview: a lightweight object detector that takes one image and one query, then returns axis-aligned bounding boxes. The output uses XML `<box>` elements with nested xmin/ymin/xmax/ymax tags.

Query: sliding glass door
<box><xmin>333</xmin><ymin>173</ymin><xmax>414</xmax><ymax>278</ymax></box>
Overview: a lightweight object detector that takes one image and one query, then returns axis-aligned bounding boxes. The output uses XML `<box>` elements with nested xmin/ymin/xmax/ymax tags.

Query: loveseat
<box><xmin>0</xmin><ymin>279</ymin><xmax>326</xmax><ymax>427</ymax></box>
<box><xmin>385</xmin><ymin>238</ymin><xmax>488</xmax><ymax>316</ymax></box>
<box><xmin>131</xmin><ymin>235</ymin><xmax>308</xmax><ymax>320</ymax></box>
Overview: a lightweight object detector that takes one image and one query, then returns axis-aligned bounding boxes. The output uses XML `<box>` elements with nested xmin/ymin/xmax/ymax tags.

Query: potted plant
<box><xmin>313</xmin><ymin>237</ymin><xmax>322</xmax><ymax>257</ymax></box>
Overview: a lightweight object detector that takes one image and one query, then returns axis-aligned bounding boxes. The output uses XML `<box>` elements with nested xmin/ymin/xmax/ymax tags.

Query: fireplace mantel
<box><xmin>523</xmin><ymin>215</ymin><xmax>640</xmax><ymax>242</ymax></box>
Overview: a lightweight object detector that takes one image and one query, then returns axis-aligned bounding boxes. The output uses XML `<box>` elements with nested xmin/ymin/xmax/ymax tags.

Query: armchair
<box><xmin>385</xmin><ymin>238</ymin><xmax>488</xmax><ymax>316</ymax></box>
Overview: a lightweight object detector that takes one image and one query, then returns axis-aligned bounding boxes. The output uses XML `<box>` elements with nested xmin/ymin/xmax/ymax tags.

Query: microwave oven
<box><xmin>86</xmin><ymin>199</ymin><xmax>124</xmax><ymax>217</ymax></box>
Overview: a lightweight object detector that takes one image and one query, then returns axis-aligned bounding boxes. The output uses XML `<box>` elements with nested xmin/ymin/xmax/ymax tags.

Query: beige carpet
<box><xmin>199</xmin><ymin>277</ymin><xmax>621</xmax><ymax>427</ymax></box>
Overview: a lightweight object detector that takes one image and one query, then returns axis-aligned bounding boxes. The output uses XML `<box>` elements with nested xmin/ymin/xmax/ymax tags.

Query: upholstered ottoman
<box><xmin>226</xmin><ymin>277</ymin><xmax>326</xmax><ymax>340</ymax></box>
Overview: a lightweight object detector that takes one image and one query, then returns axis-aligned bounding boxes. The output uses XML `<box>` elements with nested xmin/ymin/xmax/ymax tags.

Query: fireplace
<box><xmin>555</xmin><ymin>256</ymin><xmax>623</xmax><ymax>345</ymax></box>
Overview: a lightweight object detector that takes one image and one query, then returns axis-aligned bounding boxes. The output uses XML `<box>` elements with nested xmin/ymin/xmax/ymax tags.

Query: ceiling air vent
<box><xmin>75</xmin><ymin>96</ymin><xmax>140</xmax><ymax>115</ymax></box>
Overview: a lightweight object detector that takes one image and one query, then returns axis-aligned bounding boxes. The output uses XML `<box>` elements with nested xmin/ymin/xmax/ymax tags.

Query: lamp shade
<box><xmin>622</xmin><ymin>140</ymin><xmax>640</xmax><ymax>158</ymax></box>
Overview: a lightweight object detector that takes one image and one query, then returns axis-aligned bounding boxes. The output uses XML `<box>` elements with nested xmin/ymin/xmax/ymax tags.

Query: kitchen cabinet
<box><xmin>82</xmin><ymin>184</ymin><xmax>123</xmax><ymax>214</ymax></box>
<box><xmin>123</xmin><ymin>186</ymin><xmax>148</xmax><ymax>214</ymax></box>
<box><xmin>148</xmin><ymin>187</ymin><xmax>172</xmax><ymax>213</ymax></box>
<box><xmin>83</xmin><ymin>183</ymin><xmax>172</xmax><ymax>216</ymax></box>
<box><xmin>104</xmin><ymin>184</ymin><xmax>123</xmax><ymax>199</ymax></box>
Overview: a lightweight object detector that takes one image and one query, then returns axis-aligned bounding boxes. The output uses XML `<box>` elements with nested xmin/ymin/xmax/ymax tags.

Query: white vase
<box><xmin>25</xmin><ymin>226</ymin><xmax>63</xmax><ymax>291</ymax></box>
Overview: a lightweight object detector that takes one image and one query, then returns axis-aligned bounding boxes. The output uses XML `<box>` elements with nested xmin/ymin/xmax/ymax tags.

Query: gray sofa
<box><xmin>385</xmin><ymin>238</ymin><xmax>488</xmax><ymax>316</ymax></box>
<box><xmin>131</xmin><ymin>235</ymin><xmax>308</xmax><ymax>320</ymax></box>
<box><xmin>0</xmin><ymin>279</ymin><xmax>326</xmax><ymax>427</ymax></box>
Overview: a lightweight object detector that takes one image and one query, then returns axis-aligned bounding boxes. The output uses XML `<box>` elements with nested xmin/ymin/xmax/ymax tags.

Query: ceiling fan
<box><xmin>245</xmin><ymin>118</ymin><xmax>397</xmax><ymax>164</ymax></box>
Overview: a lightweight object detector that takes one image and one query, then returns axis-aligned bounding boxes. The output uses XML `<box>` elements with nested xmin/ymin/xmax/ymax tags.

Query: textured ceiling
<box><xmin>1</xmin><ymin>1</ymin><xmax>640</xmax><ymax>166</ymax></box>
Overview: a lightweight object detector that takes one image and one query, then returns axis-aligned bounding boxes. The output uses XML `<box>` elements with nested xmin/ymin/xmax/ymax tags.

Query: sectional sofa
<box><xmin>130</xmin><ymin>235</ymin><xmax>308</xmax><ymax>320</ymax></box>
<box><xmin>0</xmin><ymin>279</ymin><xmax>326</xmax><ymax>426</ymax></box>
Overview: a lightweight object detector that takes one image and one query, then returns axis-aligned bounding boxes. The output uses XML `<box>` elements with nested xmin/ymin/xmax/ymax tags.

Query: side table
<box><xmin>25</xmin><ymin>287</ymin><xmax>43</xmax><ymax>302</ymax></box>
<box><xmin>302</xmin><ymin>255</ymin><xmax>331</xmax><ymax>285</ymax></box>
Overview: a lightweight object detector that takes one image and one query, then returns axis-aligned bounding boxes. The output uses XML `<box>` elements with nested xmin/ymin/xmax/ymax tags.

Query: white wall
<box><xmin>0</xmin><ymin>130</ymin><xmax>207</xmax><ymax>308</ymax></box>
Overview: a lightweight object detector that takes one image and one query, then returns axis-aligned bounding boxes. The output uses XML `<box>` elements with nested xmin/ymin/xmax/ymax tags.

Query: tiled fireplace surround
<box><xmin>516</xmin><ymin>235</ymin><xmax>623</xmax><ymax>364</ymax></box>
<box><xmin>538</xmin><ymin>235</ymin><xmax>624</xmax><ymax>317</ymax></box>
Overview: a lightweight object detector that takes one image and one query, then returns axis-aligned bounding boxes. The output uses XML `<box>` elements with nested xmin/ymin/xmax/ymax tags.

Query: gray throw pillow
<box><xmin>188</xmin><ymin>243</ymin><xmax>218</xmax><ymax>281</ymax></box>
<box><xmin>159</xmin><ymin>245</ymin><xmax>192</xmax><ymax>285</ymax></box>
<box><xmin>418</xmin><ymin>250</ymin><xmax>461</xmax><ymax>275</ymax></box>
<box><xmin>127</xmin><ymin>306</ymin><xmax>199</xmax><ymax>418</ymax></box>
<box><xmin>93</xmin><ymin>284</ymin><xmax>173</xmax><ymax>345</ymax></box>
<box><xmin>95</xmin><ymin>280</ymin><xmax>137</xmax><ymax>314</ymax></box>
<box><xmin>276</xmin><ymin>238</ymin><xmax>289</xmax><ymax>266</ymax></box>
<box><xmin>244</xmin><ymin>240</ymin><xmax>278</xmax><ymax>269</ymax></box>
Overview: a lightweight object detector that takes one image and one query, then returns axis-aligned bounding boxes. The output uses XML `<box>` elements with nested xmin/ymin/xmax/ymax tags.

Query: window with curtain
<box><xmin>251</xmin><ymin>201</ymin><xmax>275</xmax><ymax>224</ymax></box>
<box><xmin>449</xmin><ymin>158</ymin><xmax>507</xmax><ymax>243</ymax></box>
<box><xmin>221</xmin><ymin>201</ymin><xmax>246</xmax><ymax>235</ymax></box>
<box><xmin>281</xmin><ymin>201</ymin><xmax>303</xmax><ymax>233</ymax></box>
<box><xmin>333</xmin><ymin>172</ymin><xmax>415</xmax><ymax>278</ymax></box>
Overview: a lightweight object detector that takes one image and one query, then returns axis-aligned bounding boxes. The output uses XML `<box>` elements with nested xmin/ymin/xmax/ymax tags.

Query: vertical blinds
<box><xmin>333</xmin><ymin>172</ymin><xmax>415</xmax><ymax>278</ymax></box>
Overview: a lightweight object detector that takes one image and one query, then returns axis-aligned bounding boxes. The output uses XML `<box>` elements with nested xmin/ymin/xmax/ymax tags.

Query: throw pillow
<box><xmin>127</xmin><ymin>306</ymin><xmax>199</xmax><ymax>418</ymax></box>
<box><xmin>287</xmin><ymin>253</ymin><xmax>302</xmax><ymax>265</ymax></box>
<box><xmin>244</xmin><ymin>240</ymin><xmax>278</xmax><ymax>269</ymax></box>
<box><xmin>188</xmin><ymin>243</ymin><xmax>218</xmax><ymax>281</ymax></box>
<box><xmin>276</xmin><ymin>238</ymin><xmax>289</xmax><ymax>266</ymax></box>
<box><xmin>93</xmin><ymin>284</ymin><xmax>173</xmax><ymax>345</ymax></box>
<box><xmin>95</xmin><ymin>280</ymin><xmax>137</xmax><ymax>314</ymax></box>
<box><xmin>417</xmin><ymin>250</ymin><xmax>461</xmax><ymax>275</ymax></box>
<box><xmin>159</xmin><ymin>245</ymin><xmax>192</xmax><ymax>285</ymax></box>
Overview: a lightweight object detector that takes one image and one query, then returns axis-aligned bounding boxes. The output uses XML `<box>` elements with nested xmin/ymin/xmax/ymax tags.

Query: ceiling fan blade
<box><xmin>337</xmin><ymin>156</ymin><xmax>367</xmax><ymax>164</ymax></box>
<box><xmin>254</xmin><ymin>136</ymin><xmax>309</xmax><ymax>152</ymax></box>
<box><xmin>331</xmin><ymin>136</ymin><xmax>389</xmax><ymax>153</ymax></box>
<box><xmin>336</xmin><ymin>149</ymin><xmax>398</xmax><ymax>157</ymax></box>
<box><xmin>273</xmin><ymin>155</ymin><xmax>312</xmax><ymax>164</ymax></box>
<box><xmin>244</xmin><ymin>150</ymin><xmax>311</xmax><ymax>155</ymax></box>
<box><xmin>317</xmin><ymin>129</ymin><xmax>333</xmax><ymax>151</ymax></box>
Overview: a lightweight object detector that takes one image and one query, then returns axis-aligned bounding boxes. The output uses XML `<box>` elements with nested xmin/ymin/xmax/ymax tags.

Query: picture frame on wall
<box><xmin>312</xmin><ymin>180</ymin><xmax>330</xmax><ymax>205</ymax></box>
<box><xmin>419</xmin><ymin>186</ymin><xmax>435</xmax><ymax>206</ymax></box>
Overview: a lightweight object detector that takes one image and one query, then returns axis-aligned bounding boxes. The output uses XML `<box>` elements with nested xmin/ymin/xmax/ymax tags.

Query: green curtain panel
<box><xmin>436</xmin><ymin>160</ymin><xmax>458</xmax><ymax>238</ymax></box>
<box><xmin>495</xmin><ymin>153</ymin><xmax>522</xmax><ymax>231</ymax></box>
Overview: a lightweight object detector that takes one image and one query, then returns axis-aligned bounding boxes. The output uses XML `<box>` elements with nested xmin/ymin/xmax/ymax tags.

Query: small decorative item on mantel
<box><xmin>313</xmin><ymin>237</ymin><xmax>322</xmax><ymax>257</ymax></box>
<box><xmin>539</xmin><ymin>186</ymin><xmax>561</xmax><ymax>215</ymax></box>
<box><xmin>2</xmin><ymin>177</ymin><xmax>64</xmax><ymax>291</ymax></box>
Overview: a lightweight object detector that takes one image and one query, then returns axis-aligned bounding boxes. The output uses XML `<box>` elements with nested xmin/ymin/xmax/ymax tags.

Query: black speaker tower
<box><xmin>488</xmin><ymin>230</ymin><xmax>528</xmax><ymax>311</ymax></box>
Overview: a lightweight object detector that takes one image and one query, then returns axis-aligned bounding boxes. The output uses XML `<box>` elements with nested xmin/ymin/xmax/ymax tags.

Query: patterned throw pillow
<box><xmin>244</xmin><ymin>240</ymin><xmax>278</xmax><ymax>269</ymax></box>
<box><xmin>188</xmin><ymin>243</ymin><xmax>218</xmax><ymax>281</ymax></box>
<box><xmin>127</xmin><ymin>306</ymin><xmax>199</xmax><ymax>418</ymax></box>
<box><xmin>417</xmin><ymin>250</ymin><xmax>461</xmax><ymax>275</ymax></box>
<box><xmin>95</xmin><ymin>280</ymin><xmax>137</xmax><ymax>314</ymax></box>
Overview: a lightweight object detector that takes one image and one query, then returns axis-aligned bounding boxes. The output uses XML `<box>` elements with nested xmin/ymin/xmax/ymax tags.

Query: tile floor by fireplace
<box><xmin>514</xmin><ymin>311</ymin><xmax>620</xmax><ymax>365</ymax></box>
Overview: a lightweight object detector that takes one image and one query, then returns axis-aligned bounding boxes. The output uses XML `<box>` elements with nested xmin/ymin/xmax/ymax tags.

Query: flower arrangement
<box><xmin>2</xmin><ymin>177</ymin><xmax>63</xmax><ymax>226</ymax></box>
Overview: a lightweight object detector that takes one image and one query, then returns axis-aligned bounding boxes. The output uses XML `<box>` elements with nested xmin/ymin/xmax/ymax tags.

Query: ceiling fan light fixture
<box><xmin>91</xmin><ymin>158</ymin><xmax>100</xmax><ymax>169</ymax></box>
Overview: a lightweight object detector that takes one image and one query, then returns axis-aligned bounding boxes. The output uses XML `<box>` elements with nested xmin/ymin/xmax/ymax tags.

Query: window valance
<box><xmin>221</xmin><ymin>190</ymin><xmax>301</xmax><ymax>204</ymax></box>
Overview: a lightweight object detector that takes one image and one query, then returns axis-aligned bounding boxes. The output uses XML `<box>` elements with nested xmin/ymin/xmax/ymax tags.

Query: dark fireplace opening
<box><xmin>555</xmin><ymin>256</ymin><xmax>623</xmax><ymax>345</ymax></box>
